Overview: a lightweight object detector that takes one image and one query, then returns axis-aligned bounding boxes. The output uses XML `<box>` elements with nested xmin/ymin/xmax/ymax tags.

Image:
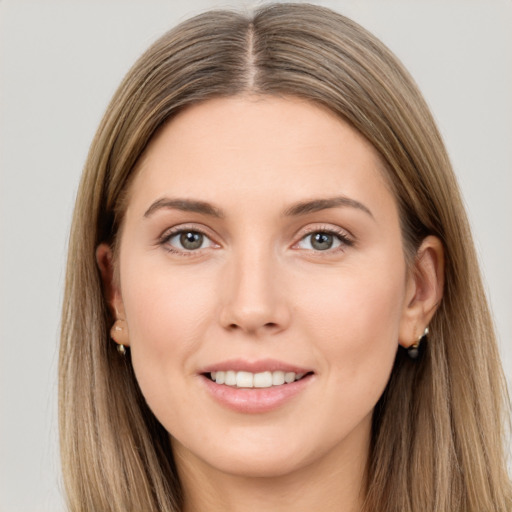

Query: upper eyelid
<box><xmin>157</xmin><ymin>222</ymin><xmax>354</xmax><ymax>247</ymax></box>
<box><xmin>158</xmin><ymin>226</ymin><xmax>219</xmax><ymax>256</ymax></box>
<box><xmin>292</xmin><ymin>224</ymin><xmax>355</xmax><ymax>251</ymax></box>
<box><xmin>159</xmin><ymin>223</ymin><xmax>216</xmax><ymax>240</ymax></box>
<box><xmin>157</xmin><ymin>224</ymin><xmax>220</xmax><ymax>251</ymax></box>
<box><xmin>294</xmin><ymin>223</ymin><xmax>354</xmax><ymax>240</ymax></box>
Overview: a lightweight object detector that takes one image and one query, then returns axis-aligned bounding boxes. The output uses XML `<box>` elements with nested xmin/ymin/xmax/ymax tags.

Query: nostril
<box><xmin>226</xmin><ymin>321</ymin><xmax>279</xmax><ymax>333</ymax></box>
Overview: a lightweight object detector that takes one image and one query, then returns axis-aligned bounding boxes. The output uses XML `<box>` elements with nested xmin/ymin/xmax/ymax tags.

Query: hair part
<box><xmin>60</xmin><ymin>3</ymin><xmax>511</xmax><ymax>511</ymax></box>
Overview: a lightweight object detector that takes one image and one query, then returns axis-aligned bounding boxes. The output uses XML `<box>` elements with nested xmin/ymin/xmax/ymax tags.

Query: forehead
<box><xmin>126</xmin><ymin>95</ymin><xmax>394</xmax><ymax>216</ymax></box>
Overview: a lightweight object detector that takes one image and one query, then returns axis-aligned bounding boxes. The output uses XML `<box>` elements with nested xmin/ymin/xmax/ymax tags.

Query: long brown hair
<box><xmin>59</xmin><ymin>3</ymin><xmax>511</xmax><ymax>511</ymax></box>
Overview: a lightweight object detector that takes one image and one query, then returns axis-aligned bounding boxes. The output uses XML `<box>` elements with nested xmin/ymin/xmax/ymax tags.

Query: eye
<box><xmin>296</xmin><ymin>230</ymin><xmax>351</xmax><ymax>251</ymax></box>
<box><xmin>164</xmin><ymin>230</ymin><xmax>214</xmax><ymax>252</ymax></box>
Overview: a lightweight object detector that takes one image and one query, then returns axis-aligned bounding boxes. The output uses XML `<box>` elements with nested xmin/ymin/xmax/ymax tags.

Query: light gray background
<box><xmin>1</xmin><ymin>1</ymin><xmax>511</xmax><ymax>510</ymax></box>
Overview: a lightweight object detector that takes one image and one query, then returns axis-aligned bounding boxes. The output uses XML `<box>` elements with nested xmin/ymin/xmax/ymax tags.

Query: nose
<box><xmin>219</xmin><ymin>246</ymin><xmax>291</xmax><ymax>336</ymax></box>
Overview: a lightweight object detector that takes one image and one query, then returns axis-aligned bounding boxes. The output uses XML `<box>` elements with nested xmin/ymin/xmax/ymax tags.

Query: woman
<box><xmin>59</xmin><ymin>3</ymin><xmax>511</xmax><ymax>511</ymax></box>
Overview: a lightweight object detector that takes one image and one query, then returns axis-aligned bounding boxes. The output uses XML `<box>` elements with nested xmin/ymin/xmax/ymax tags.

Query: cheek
<box><xmin>294</xmin><ymin>257</ymin><xmax>405</xmax><ymax>386</ymax></box>
<box><xmin>123</xmin><ymin>258</ymin><xmax>216</xmax><ymax>345</ymax></box>
<box><xmin>287</xmin><ymin>265</ymin><xmax>404</xmax><ymax>453</ymax></box>
<box><xmin>120</xmin><ymin>259</ymin><xmax>218</xmax><ymax>400</ymax></box>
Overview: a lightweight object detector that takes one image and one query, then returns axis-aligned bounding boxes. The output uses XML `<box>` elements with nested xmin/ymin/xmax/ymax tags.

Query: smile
<box><xmin>199</xmin><ymin>359</ymin><xmax>315</xmax><ymax>412</ymax></box>
<box><xmin>209</xmin><ymin>370</ymin><xmax>307</xmax><ymax>388</ymax></box>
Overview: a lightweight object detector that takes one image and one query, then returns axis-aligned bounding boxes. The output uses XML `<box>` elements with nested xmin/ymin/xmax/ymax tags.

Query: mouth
<box><xmin>204</xmin><ymin>370</ymin><xmax>313</xmax><ymax>388</ymax></box>
<box><xmin>199</xmin><ymin>359</ymin><xmax>315</xmax><ymax>413</ymax></box>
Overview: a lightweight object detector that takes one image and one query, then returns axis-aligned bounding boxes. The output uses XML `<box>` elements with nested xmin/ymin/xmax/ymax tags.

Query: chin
<box><xmin>173</xmin><ymin>428</ymin><xmax>335</xmax><ymax>481</ymax></box>
<box><xmin>208</xmin><ymin>449</ymin><xmax>310</xmax><ymax>479</ymax></box>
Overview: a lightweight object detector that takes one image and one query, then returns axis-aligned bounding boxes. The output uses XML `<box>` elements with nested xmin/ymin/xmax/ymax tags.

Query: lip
<box><xmin>199</xmin><ymin>358</ymin><xmax>312</xmax><ymax>374</ymax></box>
<box><xmin>198</xmin><ymin>359</ymin><xmax>314</xmax><ymax>414</ymax></box>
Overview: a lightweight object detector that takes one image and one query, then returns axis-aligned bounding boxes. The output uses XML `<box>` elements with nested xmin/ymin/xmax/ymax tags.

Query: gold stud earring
<box><xmin>408</xmin><ymin>327</ymin><xmax>429</xmax><ymax>360</ymax></box>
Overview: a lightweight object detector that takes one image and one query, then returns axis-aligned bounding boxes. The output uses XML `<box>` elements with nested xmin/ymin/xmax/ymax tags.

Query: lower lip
<box><xmin>201</xmin><ymin>374</ymin><xmax>313</xmax><ymax>414</ymax></box>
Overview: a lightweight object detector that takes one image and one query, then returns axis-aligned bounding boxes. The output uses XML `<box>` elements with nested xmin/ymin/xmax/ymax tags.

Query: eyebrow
<box><xmin>143</xmin><ymin>195</ymin><xmax>373</xmax><ymax>220</ymax></box>
<box><xmin>283</xmin><ymin>196</ymin><xmax>374</xmax><ymax>218</ymax></box>
<box><xmin>144</xmin><ymin>198</ymin><xmax>224</xmax><ymax>218</ymax></box>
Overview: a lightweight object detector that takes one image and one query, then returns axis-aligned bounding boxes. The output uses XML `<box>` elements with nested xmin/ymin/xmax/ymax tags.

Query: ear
<box><xmin>96</xmin><ymin>243</ymin><xmax>130</xmax><ymax>347</ymax></box>
<box><xmin>398</xmin><ymin>236</ymin><xmax>444</xmax><ymax>348</ymax></box>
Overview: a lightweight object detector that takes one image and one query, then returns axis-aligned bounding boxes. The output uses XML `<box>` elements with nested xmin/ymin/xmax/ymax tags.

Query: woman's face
<box><xmin>107</xmin><ymin>96</ymin><xmax>418</xmax><ymax>478</ymax></box>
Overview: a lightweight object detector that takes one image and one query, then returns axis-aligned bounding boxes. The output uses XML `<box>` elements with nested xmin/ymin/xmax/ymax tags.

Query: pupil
<box><xmin>311</xmin><ymin>232</ymin><xmax>333</xmax><ymax>250</ymax></box>
<box><xmin>180</xmin><ymin>231</ymin><xmax>203</xmax><ymax>250</ymax></box>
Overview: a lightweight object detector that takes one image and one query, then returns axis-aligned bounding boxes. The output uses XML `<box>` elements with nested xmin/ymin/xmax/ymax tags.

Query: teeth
<box><xmin>253</xmin><ymin>371</ymin><xmax>272</xmax><ymax>388</ymax></box>
<box><xmin>236</xmin><ymin>371</ymin><xmax>254</xmax><ymax>388</ymax></box>
<box><xmin>284</xmin><ymin>372</ymin><xmax>295</xmax><ymax>383</ymax></box>
<box><xmin>272</xmin><ymin>371</ymin><xmax>285</xmax><ymax>385</ymax></box>
<box><xmin>210</xmin><ymin>370</ymin><xmax>307</xmax><ymax>388</ymax></box>
<box><xmin>225</xmin><ymin>371</ymin><xmax>236</xmax><ymax>386</ymax></box>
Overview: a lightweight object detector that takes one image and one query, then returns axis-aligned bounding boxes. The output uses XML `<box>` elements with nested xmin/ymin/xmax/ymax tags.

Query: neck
<box><xmin>173</xmin><ymin>419</ymin><xmax>369</xmax><ymax>512</ymax></box>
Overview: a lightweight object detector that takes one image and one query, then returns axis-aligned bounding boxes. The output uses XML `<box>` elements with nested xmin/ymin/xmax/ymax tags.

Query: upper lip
<box><xmin>199</xmin><ymin>358</ymin><xmax>313</xmax><ymax>375</ymax></box>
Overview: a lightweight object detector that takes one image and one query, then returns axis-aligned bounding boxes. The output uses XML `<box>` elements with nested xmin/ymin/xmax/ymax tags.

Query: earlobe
<box><xmin>398</xmin><ymin>236</ymin><xmax>444</xmax><ymax>348</ymax></box>
<box><xmin>110</xmin><ymin>319</ymin><xmax>129</xmax><ymax>349</ymax></box>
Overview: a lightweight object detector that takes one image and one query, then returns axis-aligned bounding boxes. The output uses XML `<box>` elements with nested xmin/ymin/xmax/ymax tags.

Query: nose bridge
<box><xmin>220</xmin><ymin>235</ymin><xmax>289</xmax><ymax>334</ymax></box>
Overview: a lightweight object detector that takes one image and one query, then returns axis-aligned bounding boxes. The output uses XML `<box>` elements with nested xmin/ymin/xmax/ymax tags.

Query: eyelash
<box><xmin>157</xmin><ymin>225</ymin><xmax>354</xmax><ymax>256</ymax></box>
<box><xmin>294</xmin><ymin>226</ymin><xmax>354</xmax><ymax>253</ymax></box>
<box><xmin>158</xmin><ymin>225</ymin><xmax>216</xmax><ymax>256</ymax></box>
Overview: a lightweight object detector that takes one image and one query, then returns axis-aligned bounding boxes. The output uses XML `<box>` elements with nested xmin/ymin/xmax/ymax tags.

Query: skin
<box><xmin>97</xmin><ymin>96</ymin><xmax>444</xmax><ymax>512</ymax></box>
